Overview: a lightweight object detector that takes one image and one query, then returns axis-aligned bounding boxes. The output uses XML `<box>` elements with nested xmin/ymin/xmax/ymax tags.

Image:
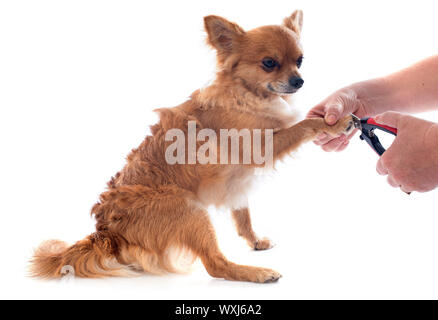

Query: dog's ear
<box><xmin>204</xmin><ymin>15</ymin><xmax>245</xmax><ymax>53</ymax></box>
<box><xmin>283</xmin><ymin>10</ymin><xmax>303</xmax><ymax>36</ymax></box>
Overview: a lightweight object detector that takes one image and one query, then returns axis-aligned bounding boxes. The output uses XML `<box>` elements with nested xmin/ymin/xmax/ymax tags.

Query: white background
<box><xmin>1</xmin><ymin>0</ymin><xmax>438</xmax><ymax>300</ymax></box>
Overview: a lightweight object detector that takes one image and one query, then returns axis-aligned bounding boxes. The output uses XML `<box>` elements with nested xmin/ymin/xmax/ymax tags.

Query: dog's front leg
<box><xmin>273</xmin><ymin>115</ymin><xmax>354</xmax><ymax>160</ymax></box>
<box><xmin>231</xmin><ymin>207</ymin><xmax>274</xmax><ymax>251</ymax></box>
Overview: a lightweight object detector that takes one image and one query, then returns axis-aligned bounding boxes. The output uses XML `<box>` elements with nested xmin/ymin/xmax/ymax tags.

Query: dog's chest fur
<box><xmin>117</xmin><ymin>92</ymin><xmax>299</xmax><ymax>211</ymax></box>
<box><xmin>196</xmin><ymin>166</ymin><xmax>256</xmax><ymax>209</ymax></box>
<box><xmin>191</xmin><ymin>95</ymin><xmax>299</xmax><ymax>210</ymax></box>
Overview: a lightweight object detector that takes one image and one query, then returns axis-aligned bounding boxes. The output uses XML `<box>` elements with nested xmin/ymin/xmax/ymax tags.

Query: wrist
<box><xmin>348</xmin><ymin>77</ymin><xmax>395</xmax><ymax>117</ymax></box>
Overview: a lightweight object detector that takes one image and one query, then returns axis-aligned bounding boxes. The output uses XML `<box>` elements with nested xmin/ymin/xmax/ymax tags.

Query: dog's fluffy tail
<box><xmin>29</xmin><ymin>231</ymin><xmax>137</xmax><ymax>279</ymax></box>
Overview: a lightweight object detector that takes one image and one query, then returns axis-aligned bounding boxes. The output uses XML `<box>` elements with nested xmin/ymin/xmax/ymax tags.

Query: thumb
<box><xmin>324</xmin><ymin>103</ymin><xmax>343</xmax><ymax>125</ymax></box>
<box><xmin>374</xmin><ymin>111</ymin><xmax>403</xmax><ymax>128</ymax></box>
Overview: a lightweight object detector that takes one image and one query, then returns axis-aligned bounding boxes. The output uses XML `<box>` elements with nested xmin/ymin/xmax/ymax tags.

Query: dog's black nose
<box><xmin>289</xmin><ymin>76</ymin><xmax>304</xmax><ymax>89</ymax></box>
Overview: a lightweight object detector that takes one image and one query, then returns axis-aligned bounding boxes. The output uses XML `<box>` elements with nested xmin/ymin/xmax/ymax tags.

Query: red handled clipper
<box><xmin>351</xmin><ymin>114</ymin><xmax>398</xmax><ymax>156</ymax></box>
<box><xmin>351</xmin><ymin>115</ymin><xmax>409</xmax><ymax>194</ymax></box>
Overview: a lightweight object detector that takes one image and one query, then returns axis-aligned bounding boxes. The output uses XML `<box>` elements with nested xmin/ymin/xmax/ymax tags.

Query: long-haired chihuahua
<box><xmin>31</xmin><ymin>10</ymin><xmax>354</xmax><ymax>283</ymax></box>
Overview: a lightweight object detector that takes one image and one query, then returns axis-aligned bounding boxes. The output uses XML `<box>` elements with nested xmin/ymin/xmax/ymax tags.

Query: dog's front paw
<box><xmin>252</xmin><ymin>237</ymin><xmax>275</xmax><ymax>251</ymax></box>
<box><xmin>324</xmin><ymin>115</ymin><xmax>355</xmax><ymax>137</ymax></box>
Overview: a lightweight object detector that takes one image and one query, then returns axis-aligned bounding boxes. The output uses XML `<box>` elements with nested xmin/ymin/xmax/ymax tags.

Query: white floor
<box><xmin>5</xmin><ymin>143</ymin><xmax>438</xmax><ymax>299</ymax></box>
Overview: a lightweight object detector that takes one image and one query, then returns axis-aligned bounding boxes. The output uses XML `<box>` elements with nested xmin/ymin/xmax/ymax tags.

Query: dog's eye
<box><xmin>262</xmin><ymin>58</ymin><xmax>278</xmax><ymax>70</ymax></box>
<box><xmin>297</xmin><ymin>56</ymin><xmax>303</xmax><ymax>69</ymax></box>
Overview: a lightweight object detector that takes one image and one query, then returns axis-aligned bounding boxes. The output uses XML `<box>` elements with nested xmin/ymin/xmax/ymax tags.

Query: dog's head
<box><xmin>204</xmin><ymin>11</ymin><xmax>304</xmax><ymax>97</ymax></box>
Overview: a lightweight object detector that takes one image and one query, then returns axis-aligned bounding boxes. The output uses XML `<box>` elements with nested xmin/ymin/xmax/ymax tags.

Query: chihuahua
<box><xmin>31</xmin><ymin>10</ymin><xmax>354</xmax><ymax>283</ymax></box>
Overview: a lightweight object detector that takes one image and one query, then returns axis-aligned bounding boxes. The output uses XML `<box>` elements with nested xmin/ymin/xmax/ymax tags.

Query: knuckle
<box><xmin>376</xmin><ymin>164</ymin><xmax>386</xmax><ymax>175</ymax></box>
<box><xmin>390</xmin><ymin>172</ymin><xmax>401</xmax><ymax>182</ymax></box>
<box><xmin>402</xmin><ymin>181</ymin><xmax>415</xmax><ymax>191</ymax></box>
<box><xmin>380</xmin><ymin>155</ymin><xmax>391</xmax><ymax>169</ymax></box>
<box><xmin>417</xmin><ymin>186</ymin><xmax>432</xmax><ymax>193</ymax></box>
<box><xmin>408</xmin><ymin>180</ymin><xmax>428</xmax><ymax>193</ymax></box>
<box><xmin>322</xmin><ymin>144</ymin><xmax>336</xmax><ymax>152</ymax></box>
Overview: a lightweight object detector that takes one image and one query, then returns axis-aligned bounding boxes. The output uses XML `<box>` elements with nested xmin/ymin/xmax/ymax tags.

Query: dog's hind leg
<box><xmin>231</xmin><ymin>207</ymin><xmax>273</xmax><ymax>251</ymax></box>
<box><xmin>183</xmin><ymin>207</ymin><xmax>281</xmax><ymax>283</ymax></box>
<box><xmin>95</xmin><ymin>184</ymin><xmax>280</xmax><ymax>282</ymax></box>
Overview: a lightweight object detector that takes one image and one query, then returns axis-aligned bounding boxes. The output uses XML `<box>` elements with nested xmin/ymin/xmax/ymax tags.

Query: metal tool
<box><xmin>351</xmin><ymin>115</ymin><xmax>409</xmax><ymax>194</ymax></box>
<box><xmin>351</xmin><ymin>114</ymin><xmax>398</xmax><ymax>156</ymax></box>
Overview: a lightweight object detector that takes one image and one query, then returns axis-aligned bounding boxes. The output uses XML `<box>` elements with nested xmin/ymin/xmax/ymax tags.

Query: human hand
<box><xmin>307</xmin><ymin>87</ymin><xmax>369</xmax><ymax>152</ymax></box>
<box><xmin>375</xmin><ymin>112</ymin><xmax>438</xmax><ymax>193</ymax></box>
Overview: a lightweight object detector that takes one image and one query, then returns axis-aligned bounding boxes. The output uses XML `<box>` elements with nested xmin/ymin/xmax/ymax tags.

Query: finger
<box><xmin>327</xmin><ymin>128</ymin><xmax>357</xmax><ymax>150</ymax></box>
<box><xmin>387</xmin><ymin>175</ymin><xmax>400</xmax><ymax>188</ymax></box>
<box><xmin>315</xmin><ymin>126</ymin><xmax>357</xmax><ymax>146</ymax></box>
<box><xmin>374</xmin><ymin>111</ymin><xmax>403</xmax><ymax>128</ymax></box>
<box><xmin>321</xmin><ymin>136</ymin><xmax>345</xmax><ymax>152</ymax></box>
<box><xmin>306</xmin><ymin>106</ymin><xmax>326</xmax><ymax>119</ymax></box>
<box><xmin>376</xmin><ymin>158</ymin><xmax>388</xmax><ymax>176</ymax></box>
<box><xmin>314</xmin><ymin>139</ymin><xmax>328</xmax><ymax>146</ymax></box>
<box><xmin>316</xmin><ymin>135</ymin><xmax>345</xmax><ymax>147</ymax></box>
<box><xmin>314</xmin><ymin>133</ymin><xmax>334</xmax><ymax>146</ymax></box>
<box><xmin>324</xmin><ymin>103</ymin><xmax>343</xmax><ymax>125</ymax></box>
<box><xmin>332</xmin><ymin>129</ymin><xmax>357</xmax><ymax>148</ymax></box>
<box><xmin>400</xmin><ymin>185</ymin><xmax>414</xmax><ymax>194</ymax></box>
<box><xmin>335</xmin><ymin>139</ymin><xmax>349</xmax><ymax>152</ymax></box>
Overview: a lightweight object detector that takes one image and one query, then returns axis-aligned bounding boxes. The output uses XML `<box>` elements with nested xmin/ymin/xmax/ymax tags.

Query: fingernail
<box><xmin>326</xmin><ymin>114</ymin><xmax>337</xmax><ymax>124</ymax></box>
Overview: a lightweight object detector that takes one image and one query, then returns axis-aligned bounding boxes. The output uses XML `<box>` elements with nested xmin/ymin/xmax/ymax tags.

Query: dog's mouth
<box><xmin>267</xmin><ymin>83</ymin><xmax>298</xmax><ymax>95</ymax></box>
